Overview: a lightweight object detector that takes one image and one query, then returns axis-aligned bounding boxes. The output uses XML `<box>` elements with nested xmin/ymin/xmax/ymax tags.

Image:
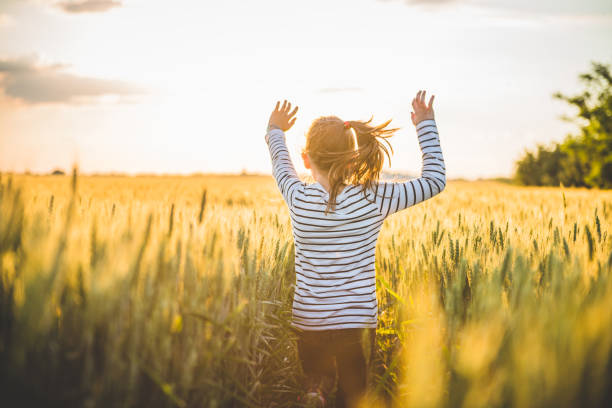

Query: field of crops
<box><xmin>1</xmin><ymin>173</ymin><xmax>611</xmax><ymax>407</ymax></box>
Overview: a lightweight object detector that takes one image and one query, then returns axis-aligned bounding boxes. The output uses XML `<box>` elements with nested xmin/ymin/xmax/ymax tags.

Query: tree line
<box><xmin>514</xmin><ymin>61</ymin><xmax>612</xmax><ymax>188</ymax></box>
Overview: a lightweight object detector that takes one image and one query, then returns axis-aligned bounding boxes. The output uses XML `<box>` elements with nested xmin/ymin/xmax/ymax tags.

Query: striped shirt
<box><xmin>265</xmin><ymin>119</ymin><xmax>446</xmax><ymax>330</ymax></box>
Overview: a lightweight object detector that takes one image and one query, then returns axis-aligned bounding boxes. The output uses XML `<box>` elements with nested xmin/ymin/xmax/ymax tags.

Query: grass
<box><xmin>1</xmin><ymin>172</ymin><xmax>611</xmax><ymax>407</ymax></box>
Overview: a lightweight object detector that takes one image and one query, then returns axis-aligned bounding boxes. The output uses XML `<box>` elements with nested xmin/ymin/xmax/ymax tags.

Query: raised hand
<box><xmin>410</xmin><ymin>90</ymin><xmax>435</xmax><ymax>126</ymax></box>
<box><xmin>268</xmin><ymin>100</ymin><xmax>299</xmax><ymax>132</ymax></box>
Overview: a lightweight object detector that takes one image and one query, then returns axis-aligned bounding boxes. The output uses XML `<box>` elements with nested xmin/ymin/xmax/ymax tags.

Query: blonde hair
<box><xmin>303</xmin><ymin>116</ymin><xmax>398</xmax><ymax>214</ymax></box>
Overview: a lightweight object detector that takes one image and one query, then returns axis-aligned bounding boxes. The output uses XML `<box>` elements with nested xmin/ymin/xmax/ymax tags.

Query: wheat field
<box><xmin>1</xmin><ymin>172</ymin><xmax>611</xmax><ymax>407</ymax></box>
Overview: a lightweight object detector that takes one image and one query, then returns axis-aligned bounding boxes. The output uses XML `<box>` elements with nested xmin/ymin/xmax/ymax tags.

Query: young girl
<box><xmin>265</xmin><ymin>91</ymin><xmax>445</xmax><ymax>408</ymax></box>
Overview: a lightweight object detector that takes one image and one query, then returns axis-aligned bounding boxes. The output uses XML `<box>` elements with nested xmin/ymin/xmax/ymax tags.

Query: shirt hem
<box><xmin>290</xmin><ymin>321</ymin><xmax>378</xmax><ymax>331</ymax></box>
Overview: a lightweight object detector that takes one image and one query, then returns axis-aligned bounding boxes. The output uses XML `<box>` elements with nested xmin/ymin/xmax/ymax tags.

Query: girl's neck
<box><xmin>312</xmin><ymin>170</ymin><xmax>345</xmax><ymax>194</ymax></box>
<box><xmin>316</xmin><ymin>177</ymin><xmax>332</xmax><ymax>193</ymax></box>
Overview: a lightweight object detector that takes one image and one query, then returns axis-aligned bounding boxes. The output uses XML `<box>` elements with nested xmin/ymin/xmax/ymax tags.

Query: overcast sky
<box><xmin>1</xmin><ymin>0</ymin><xmax>611</xmax><ymax>178</ymax></box>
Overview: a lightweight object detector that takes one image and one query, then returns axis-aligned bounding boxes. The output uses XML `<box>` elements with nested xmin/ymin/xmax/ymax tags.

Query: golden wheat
<box><xmin>0</xmin><ymin>173</ymin><xmax>611</xmax><ymax>407</ymax></box>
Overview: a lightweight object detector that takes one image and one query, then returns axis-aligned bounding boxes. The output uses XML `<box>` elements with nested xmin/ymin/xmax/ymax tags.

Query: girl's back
<box><xmin>289</xmin><ymin>181</ymin><xmax>385</xmax><ymax>330</ymax></box>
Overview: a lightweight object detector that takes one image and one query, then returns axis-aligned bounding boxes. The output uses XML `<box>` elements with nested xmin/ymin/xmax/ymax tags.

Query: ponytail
<box><xmin>304</xmin><ymin>116</ymin><xmax>398</xmax><ymax>214</ymax></box>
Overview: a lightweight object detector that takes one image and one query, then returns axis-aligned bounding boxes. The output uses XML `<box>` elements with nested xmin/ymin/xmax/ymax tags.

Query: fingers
<box><xmin>274</xmin><ymin>99</ymin><xmax>299</xmax><ymax>118</ymax></box>
<box><xmin>413</xmin><ymin>90</ymin><xmax>434</xmax><ymax>109</ymax></box>
<box><xmin>279</xmin><ymin>99</ymin><xmax>298</xmax><ymax>113</ymax></box>
<box><xmin>271</xmin><ymin>99</ymin><xmax>298</xmax><ymax>132</ymax></box>
<box><xmin>413</xmin><ymin>91</ymin><xmax>424</xmax><ymax>109</ymax></box>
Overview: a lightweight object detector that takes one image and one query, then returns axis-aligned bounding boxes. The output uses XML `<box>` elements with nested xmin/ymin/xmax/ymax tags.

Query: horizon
<box><xmin>4</xmin><ymin>167</ymin><xmax>516</xmax><ymax>182</ymax></box>
<box><xmin>1</xmin><ymin>0</ymin><xmax>611</xmax><ymax>179</ymax></box>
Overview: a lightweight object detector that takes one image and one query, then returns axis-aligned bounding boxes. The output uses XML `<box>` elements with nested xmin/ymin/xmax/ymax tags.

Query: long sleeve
<box><xmin>265</xmin><ymin>127</ymin><xmax>303</xmax><ymax>208</ymax></box>
<box><xmin>371</xmin><ymin>119</ymin><xmax>446</xmax><ymax>218</ymax></box>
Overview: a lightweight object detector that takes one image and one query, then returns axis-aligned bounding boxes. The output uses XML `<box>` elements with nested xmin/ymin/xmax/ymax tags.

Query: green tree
<box><xmin>515</xmin><ymin>144</ymin><xmax>565</xmax><ymax>186</ymax></box>
<box><xmin>514</xmin><ymin>61</ymin><xmax>612</xmax><ymax>188</ymax></box>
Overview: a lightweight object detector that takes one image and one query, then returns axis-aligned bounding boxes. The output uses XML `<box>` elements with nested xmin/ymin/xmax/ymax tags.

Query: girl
<box><xmin>265</xmin><ymin>90</ymin><xmax>445</xmax><ymax>408</ymax></box>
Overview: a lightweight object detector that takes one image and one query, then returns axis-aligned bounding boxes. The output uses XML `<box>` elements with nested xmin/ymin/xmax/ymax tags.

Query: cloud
<box><xmin>402</xmin><ymin>0</ymin><xmax>459</xmax><ymax>4</ymax></box>
<box><xmin>388</xmin><ymin>0</ymin><xmax>612</xmax><ymax>16</ymax></box>
<box><xmin>55</xmin><ymin>0</ymin><xmax>122</xmax><ymax>14</ymax></box>
<box><xmin>318</xmin><ymin>87</ymin><xmax>363</xmax><ymax>94</ymax></box>
<box><xmin>0</xmin><ymin>55</ymin><xmax>142</xmax><ymax>104</ymax></box>
<box><xmin>377</xmin><ymin>0</ymin><xmax>460</xmax><ymax>8</ymax></box>
<box><xmin>380</xmin><ymin>0</ymin><xmax>612</xmax><ymax>27</ymax></box>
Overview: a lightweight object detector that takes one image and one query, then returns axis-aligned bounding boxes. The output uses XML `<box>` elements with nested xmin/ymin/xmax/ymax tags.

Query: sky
<box><xmin>0</xmin><ymin>0</ymin><xmax>611</xmax><ymax>179</ymax></box>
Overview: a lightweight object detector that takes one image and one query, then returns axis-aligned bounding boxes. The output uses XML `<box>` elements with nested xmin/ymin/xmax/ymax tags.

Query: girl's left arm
<box><xmin>370</xmin><ymin>90</ymin><xmax>446</xmax><ymax>218</ymax></box>
<box><xmin>265</xmin><ymin>100</ymin><xmax>302</xmax><ymax>208</ymax></box>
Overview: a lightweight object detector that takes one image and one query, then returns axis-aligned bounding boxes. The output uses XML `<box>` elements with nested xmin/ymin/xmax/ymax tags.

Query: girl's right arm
<box><xmin>372</xmin><ymin>90</ymin><xmax>446</xmax><ymax>218</ymax></box>
<box><xmin>265</xmin><ymin>100</ymin><xmax>302</xmax><ymax>208</ymax></box>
